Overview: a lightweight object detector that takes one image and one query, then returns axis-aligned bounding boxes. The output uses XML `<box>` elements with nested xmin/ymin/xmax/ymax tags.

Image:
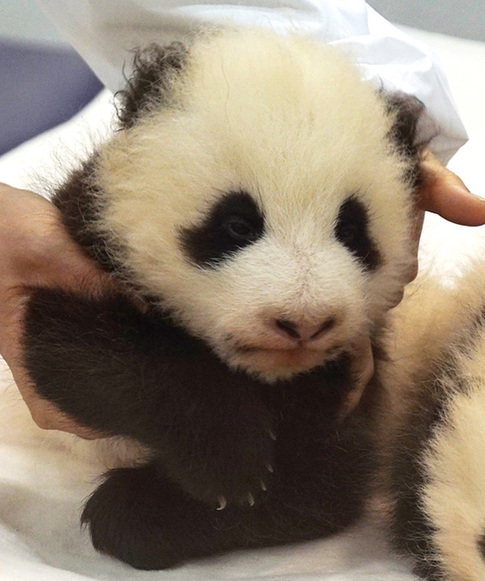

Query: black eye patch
<box><xmin>334</xmin><ymin>197</ymin><xmax>381</xmax><ymax>271</ymax></box>
<box><xmin>179</xmin><ymin>190</ymin><xmax>265</xmax><ymax>267</ymax></box>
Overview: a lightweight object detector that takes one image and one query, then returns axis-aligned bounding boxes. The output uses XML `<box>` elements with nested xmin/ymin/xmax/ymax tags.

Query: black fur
<box><xmin>383</xmin><ymin>91</ymin><xmax>426</xmax><ymax>159</ymax></box>
<box><xmin>334</xmin><ymin>197</ymin><xmax>381</xmax><ymax>271</ymax></box>
<box><xmin>80</xmin><ymin>413</ymin><xmax>373</xmax><ymax>570</ymax></box>
<box><xmin>382</xmin><ymin>91</ymin><xmax>427</xmax><ymax>190</ymax></box>
<box><xmin>53</xmin><ymin>158</ymin><xmax>126</xmax><ymax>274</ymax></box>
<box><xmin>116</xmin><ymin>42</ymin><xmax>188</xmax><ymax>129</ymax></box>
<box><xmin>180</xmin><ymin>190</ymin><xmax>265</xmax><ymax>267</ymax></box>
<box><xmin>21</xmin><ymin>39</ymin><xmax>427</xmax><ymax>569</ymax></box>
<box><xmin>24</xmin><ymin>287</ymin><xmax>375</xmax><ymax>569</ymax></box>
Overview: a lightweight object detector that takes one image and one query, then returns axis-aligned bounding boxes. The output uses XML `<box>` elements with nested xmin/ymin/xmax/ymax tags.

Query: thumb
<box><xmin>419</xmin><ymin>150</ymin><xmax>485</xmax><ymax>226</ymax></box>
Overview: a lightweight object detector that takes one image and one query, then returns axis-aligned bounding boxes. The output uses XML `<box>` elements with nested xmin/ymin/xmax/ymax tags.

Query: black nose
<box><xmin>274</xmin><ymin>317</ymin><xmax>336</xmax><ymax>341</ymax></box>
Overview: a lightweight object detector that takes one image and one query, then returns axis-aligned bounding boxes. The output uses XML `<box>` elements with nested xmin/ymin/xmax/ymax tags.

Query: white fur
<box><xmin>91</xmin><ymin>29</ymin><xmax>416</xmax><ymax>381</ymax></box>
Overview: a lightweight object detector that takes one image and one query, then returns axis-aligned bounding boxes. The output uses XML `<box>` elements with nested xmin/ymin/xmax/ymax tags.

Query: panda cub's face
<box><xmin>95</xmin><ymin>30</ymin><xmax>419</xmax><ymax>382</ymax></box>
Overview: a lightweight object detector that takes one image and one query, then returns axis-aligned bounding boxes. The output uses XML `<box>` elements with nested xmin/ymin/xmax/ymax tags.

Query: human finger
<box><xmin>418</xmin><ymin>150</ymin><xmax>485</xmax><ymax>226</ymax></box>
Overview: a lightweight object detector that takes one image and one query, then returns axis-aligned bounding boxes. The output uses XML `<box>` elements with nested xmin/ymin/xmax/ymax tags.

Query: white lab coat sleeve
<box><xmin>334</xmin><ymin>6</ymin><xmax>467</xmax><ymax>162</ymax></box>
<box><xmin>37</xmin><ymin>0</ymin><xmax>467</xmax><ymax>162</ymax></box>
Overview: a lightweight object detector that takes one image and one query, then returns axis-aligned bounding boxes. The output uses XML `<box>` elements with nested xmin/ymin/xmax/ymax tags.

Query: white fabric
<box><xmin>0</xmin><ymin>27</ymin><xmax>484</xmax><ymax>581</ymax></box>
<box><xmin>37</xmin><ymin>0</ymin><xmax>466</xmax><ymax>163</ymax></box>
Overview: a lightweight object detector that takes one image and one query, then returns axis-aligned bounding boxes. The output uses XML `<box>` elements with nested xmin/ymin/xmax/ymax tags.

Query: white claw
<box><xmin>266</xmin><ymin>463</ymin><xmax>274</xmax><ymax>473</ymax></box>
<box><xmin>216</xmin><ymin>496</ymin><xmax>227</xmax><ymax>511</ymax></box>
<box><xmin>248</xmin><ymin>493</ymin><xmax>255</xmax><ymax>507</ymax></box>
<box><xmin>268</xmin><ymin>430</ymin><xmax>277</xmax><ymax>441</ymax></box>
<box><xmin>261</xmin><ymin>481</ymin><xmax>267</xmax><ymax>491</ymax></box>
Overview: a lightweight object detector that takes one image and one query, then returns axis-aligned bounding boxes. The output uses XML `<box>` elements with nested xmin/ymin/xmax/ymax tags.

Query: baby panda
<box><xmin>22</xmin><ymin>29</ymin><xmax>424</xmax><ymax>569</ymax></box>
<box><xmin>376</xmin><ymin>256</ymin><xmax>485</xmax><ymax>581</ymax></box>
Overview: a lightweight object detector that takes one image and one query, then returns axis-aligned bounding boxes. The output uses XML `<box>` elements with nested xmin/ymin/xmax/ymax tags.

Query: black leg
<box><xmin>83</xmin><ymin>412</ymin><xmax>373</xmax><ymax>570</ymax></box>
<box><xmin>25</xmin><ymin>289</ymin><xmax>275</xmax><ymax>505</ymax></box>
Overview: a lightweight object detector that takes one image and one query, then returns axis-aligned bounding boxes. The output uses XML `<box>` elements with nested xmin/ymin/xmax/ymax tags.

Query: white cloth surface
<box><xmin>36</xmin><ymin>0</ymin><xmax>467</xmax><ymax>162</ymax></box>
<box><xmin>0</xmin><ymin>27</ymin><xmax>484</xmax><ymax>581</ymax></box>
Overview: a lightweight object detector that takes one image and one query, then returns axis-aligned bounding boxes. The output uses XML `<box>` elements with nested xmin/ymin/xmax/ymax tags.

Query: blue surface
<box><xmin>0</xmin><ymin>38</ymin><xmax>103</xmax><ymax>155</ymax></box>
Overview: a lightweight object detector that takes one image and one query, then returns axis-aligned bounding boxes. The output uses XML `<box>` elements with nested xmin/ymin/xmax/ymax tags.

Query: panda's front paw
<box><xmin>163</xmin><ymin>402</ymin><xmax>276</xmax><ymax>508</ymax></box>
<box><xmin>187</xmin><ymin>432</ymin><xmax>275</xmax><ymax>509</ymax></box>
<box><xmin>214</xmin><ymin>431</ymin><xmax>277</xmax><ymax>511</ymax></box>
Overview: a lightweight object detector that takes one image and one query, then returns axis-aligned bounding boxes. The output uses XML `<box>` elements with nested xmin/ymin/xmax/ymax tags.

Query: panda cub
<box><xmin>23</xmin><ymin>29</ymin><xmax>424</xmax><ymax>569</ymax></box>
<box><xmin>377</xmin><ymin>256</ymin><xmax>485</xmax><ymax>581</ymax></box>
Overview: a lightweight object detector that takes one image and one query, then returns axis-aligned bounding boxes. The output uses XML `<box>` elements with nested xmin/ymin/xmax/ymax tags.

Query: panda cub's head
<box><xmin>83</xmin><ymin>29</ymin><xmax>423</xmax><ymax>382</ymax></box>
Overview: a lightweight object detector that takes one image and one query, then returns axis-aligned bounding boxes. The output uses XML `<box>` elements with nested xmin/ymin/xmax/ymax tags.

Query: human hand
<box><xmin>419</xmin><ymin>149</ymin><xmax>485</xmax><ymax>226</ymax></box>
<box><xmin>403</xmin><ymin>148</ymin><xmax>485</xmax><ymax>283</ymax></box>
<box><xmin>0</xmin><ymin>183</ymin><xmax>111</xmax><ymax>438</ymax></box>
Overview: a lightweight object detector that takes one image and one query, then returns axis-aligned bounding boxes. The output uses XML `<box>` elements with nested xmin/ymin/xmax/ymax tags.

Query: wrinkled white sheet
<box><xmin>0</xmin><ymin>27</ymin><xmax>484</xmax><ymax>581</ymax></box>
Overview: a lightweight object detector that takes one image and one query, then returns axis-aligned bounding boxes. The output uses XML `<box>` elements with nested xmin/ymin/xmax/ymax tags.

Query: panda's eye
<box><xmin>336</xmin><ymin>222</ymin><xmax>359</xmax><ymax>247</ymax></box>
<box><xmin>334</xmin><ymin>197</ymin><xmax>381</xmax><ymax>271</ymax></box>
<box><xmin>223</xmin><ymin>217</ymin><xmax>259</xmax><ymax>242</ymax></box>
<box><xmin>180</xmin><ymin>190</ymin><xmax>265</xmax><ymax>268</ymax></box>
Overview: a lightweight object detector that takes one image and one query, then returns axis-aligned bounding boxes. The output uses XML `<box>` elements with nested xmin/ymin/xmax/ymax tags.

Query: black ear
<box><xmin>116</xmin><ymin>41</ymin><xmax>189</xmax><ymax>129</ymax></box>
<box><xmin>382</xmin><ymin>91</ymin><xmax>429</xmax><ymax>191</ymax></box>
<box><xmin>382</xmin><ymin>91</ymin><xmax>427</xmax><ymax>159</ymax></box>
